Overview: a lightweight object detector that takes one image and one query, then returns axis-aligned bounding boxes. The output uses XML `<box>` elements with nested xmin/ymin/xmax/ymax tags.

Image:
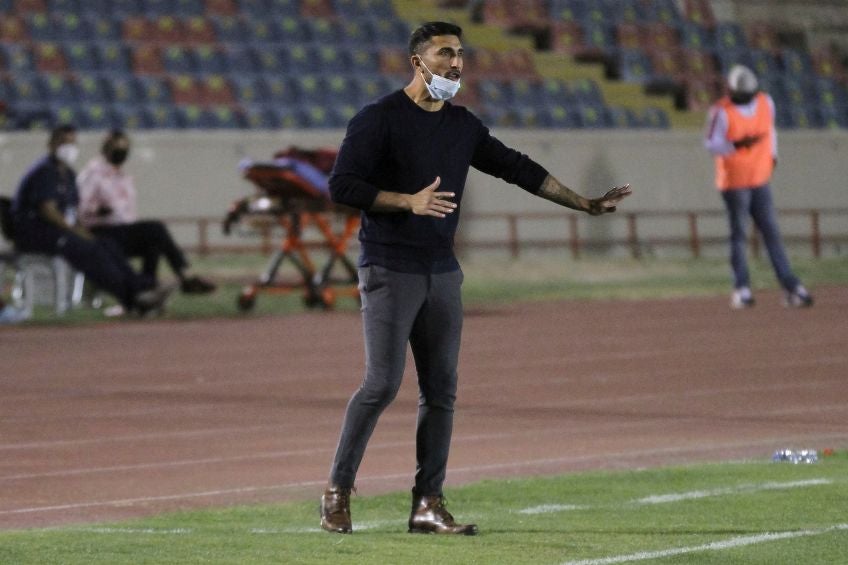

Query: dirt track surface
<box><xmin>2</xmin><ymin>287</ymin><xmax>847</xmax><ymax>530</ymax></box>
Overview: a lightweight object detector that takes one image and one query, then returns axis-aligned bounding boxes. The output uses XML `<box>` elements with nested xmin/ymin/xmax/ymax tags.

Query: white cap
<box><xmin>727</xmin><ymin>64</ymin><xmax>758</xmax><ymax>94</ymax></box>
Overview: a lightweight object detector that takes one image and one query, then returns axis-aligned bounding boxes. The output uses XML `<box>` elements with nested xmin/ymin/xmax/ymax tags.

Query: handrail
<box><xmin>162</xmin><ymin>208</ymin><xmax>848</xmax><ymax>259</ymax></box>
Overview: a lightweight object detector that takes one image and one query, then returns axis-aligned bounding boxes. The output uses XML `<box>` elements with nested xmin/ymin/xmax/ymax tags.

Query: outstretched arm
<box><xmin>537</xmin><ymin>175</ymin><xmax>632</xmax><ymax>215</ymax></box>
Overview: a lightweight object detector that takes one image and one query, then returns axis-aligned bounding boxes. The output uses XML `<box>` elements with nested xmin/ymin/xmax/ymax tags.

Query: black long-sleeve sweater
<box><xmin>329</xmin><ymin>89</ymin><xmax>549</xmax><ymax>273</ymax></box>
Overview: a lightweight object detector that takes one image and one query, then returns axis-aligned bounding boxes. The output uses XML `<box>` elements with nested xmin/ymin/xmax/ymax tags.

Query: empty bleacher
<box><xmin>0</xmin><ymin>0</ymin><xmax>846</xmax><ymax>130</ymax></box>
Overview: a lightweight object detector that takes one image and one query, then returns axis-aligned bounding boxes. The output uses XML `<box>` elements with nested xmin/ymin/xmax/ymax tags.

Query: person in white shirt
<box><xmin>77</xmin><ymin>130</ymin><xmax>216</xmax><ymax>297</ymax></box>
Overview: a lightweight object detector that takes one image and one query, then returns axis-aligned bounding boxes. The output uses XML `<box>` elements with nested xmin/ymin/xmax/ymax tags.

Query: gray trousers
<box><xmin>329</xmin><ymin>265</ymin><xmax>463</xmax><ymax>496</ymax></box>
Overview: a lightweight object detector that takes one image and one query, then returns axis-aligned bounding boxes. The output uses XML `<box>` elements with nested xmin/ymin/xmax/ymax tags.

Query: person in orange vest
<box><xmin>704</xmin><ymin>64</ymin><xmax>812</xmax><ymax>309</ymax></box>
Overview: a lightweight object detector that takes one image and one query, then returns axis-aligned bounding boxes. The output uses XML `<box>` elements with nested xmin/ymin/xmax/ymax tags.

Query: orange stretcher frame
<box><xmin>229</xmin><ymin>161</ymin><xmax>360</xmax><ymax>311</ymax></box>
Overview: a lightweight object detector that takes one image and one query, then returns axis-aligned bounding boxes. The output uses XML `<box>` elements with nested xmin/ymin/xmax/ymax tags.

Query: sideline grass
<box><xmin>10</xmin><ymin>254</ymin><xmax>848</xmax><ymax>324</ymax></box>
<box><xmin>2</xmin><ymin>454</ymin><xmax>846</xmax><ymax>564</ymax></box>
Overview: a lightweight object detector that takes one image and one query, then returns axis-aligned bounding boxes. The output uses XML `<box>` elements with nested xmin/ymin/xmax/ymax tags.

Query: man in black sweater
<box><xmin>321</xmin><ymin>21</ymin><xmax>632</xmax><ymax>535</ymax></box>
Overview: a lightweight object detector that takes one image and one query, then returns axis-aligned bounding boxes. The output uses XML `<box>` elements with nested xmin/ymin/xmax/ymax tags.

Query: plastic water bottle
<box><xmin>772</xmin><ymin>448</ymin><xmax>819</xmax><ymax>464</ymax></box>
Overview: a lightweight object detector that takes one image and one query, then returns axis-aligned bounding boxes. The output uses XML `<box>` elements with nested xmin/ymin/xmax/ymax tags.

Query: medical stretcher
<box><xmin>223</xmin><ymin>147</ymin><xmax>360</xmax><ymax>310</ymax></box>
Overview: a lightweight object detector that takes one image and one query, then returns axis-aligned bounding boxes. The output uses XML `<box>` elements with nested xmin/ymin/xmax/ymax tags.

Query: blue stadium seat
<box><xmin>134</xmin><ymin>76</ymin><xmax>173</xmax><ymax>104</ymax></box>
<box><xmin>0</xmin><ymin>44</ymin><xmax>35</xmax><ymax>74</ymax></box>
<box><xmin>713</xmin><ymin>22</ymin><xmax>748</xmax><ymax>51</ymax></box>
<box><xmin>107</xmin><ymin>75</ymin><xmax>144</xmax><ymax>105</ymax></box>
<box><xmin>239</xmin><ymin>0</ymin><xmax>271</xmax><ymax>18</ymax></box>
<box><xmin>362</xmin><ymin>16</ymin><xmax>410</xmax><ymax>46</ymax></box>
<box><xmin>112</xmin><ymin>103</ymin><xmax>155</xmax><ymax>129</ymax></box>
<box><xmin>780</xmin><ymin>48</ymin><xmax>815</xmax><ymax>78</ymax></box>
<box><xmin>303</xmin><ymin>18</ymin><xmax>339</xmax><ymax>44</ymax></box>
<box><xmin>748</xmin><ymin>49</ymin><xmax>781</xmax><ymax>78</ymax></box>
<box><xmin>78</xmin><ymin>103</ymin><xmax>120</xmax><ymax>129</ymax></box>
<box><xmin>258</xmin><ymin>75</ymin><xmax>299</xmax><ymax>104</ymax></box>
<box><xmin>211</xmin><ymin>16</ymin><xmax>250</xmax><ymax>43</ymax></box>
<box><xmin>616</xmin><ymin>49</ymin><xmax>653</xmax><ymax>83</ymax></box>
<box><xmin>251</xmin><ymin>46</ymin><xmax>289</xmax><ymax>74</ymax></box>
<box><xmin>347</xmin><ymin>46</ymin><xmax>376</xmax><ymax>74</ymax></box>
<box><xmin>321</xmin><ymin>75</ymin><xmax>361</xmax><ymax>106</ymax></box>
<box><xmin>76</xmin><ymin>72</ymin><xmax>113</xmax><ymax>103</ymax></box>
<box><xmin>476</xmin><ymin>79</ymin><xmax>514</xmax><ymax>106</ymax></box>
<box><xmin>351</xmin><ymin>75</ymin><xmax>395</xmax><ymax>105</ymax></box>
<box><xmin>162</xmin><ymin>45</ymin><xmax>199</xmax><ymax>74</ymax></box>
<box><xmin>575</xmin><ymin>103</ymin><xmax>612</xmax><ymax>128</ymax></box>
<box><xmin>713</xmin><ymin>47</ymin><xmax>754</xmax><ymax>74</ymax></box>
<box><xmin>277</xmin><ymin>15</ymin><xmax>312</xmax><ymax>43</ymax></box>
<box><xmin>109</xmin><ymin>0</ymin><xmax>146</xmax><ymax>17</ymax></box>
<box><xmin>267</xmin><ymin>0</ymin><xmax>301</xmax><ymax>16</ymax></box>
<box><xmin>538</xmin><ymin>77</ymin><xmax>576</xmax><ymax>106</ymax></box>
<box><xmin>509</xmin><ymin>78</ymin><xmax>546</xmax><ymax>107</ymax></box>
<box><xmin>92</xmin><ymin>42</ymin><xmax>132</xmax><ymax>74</ymax></box>
<box><xmin>230</xmin><ymin>74</ymin><xmax>269</xmax><ymax>105</ymax></box>
<box><xmin>607</xmin><ymin>105</ymin><xmax>642</xmax><ymax>128</ymax></box>
<box><xmin>143</xmin><ymin>103</ymin><xmax>186</xmax><ymax>129</ymax></box>
<box><xmin>55</xmin><ymin>13</ymin><xmax>91</xmax><ymax>41</ymax></box>
<box><xmin>640</xmin><ymin>106</ymin><xmax>671</xmax><ymax>128</ymax></box>
<box><xmin>86</xmin><ymin>15</ymin><xmax>123</xmax><ymax>41</ymax></box>
<box><xmin>679</xmin><ymin>22</ymin><xmax>715</xmax><ymax>52</ymax></box>
<box><xmin>50</xmin><ymin>103</ymin><xmax>88</xmax><ymax>128</ymax></box>
<box><xmin>568</xmin><ymin>78</ymin><xmax>605</xmax><ymax>105</ymax></box>
<box><xmin>223</xmin><ymin>44</ymin><xmax>261</xmax><ymax>74</ymax></box>
<box><xmin>333</xmin><ymin>0</ymin><xmax>396</xmax><ymax>18</ymax></box>
<box><xmin>194</xmin><ymin>45</ymin><xmax>230</xmax><ymax>74</ymax></box>
<box><xmin>37</xmin><ymin>73</ymin><xmax>82</xmax><ymax>104</ymax></box>
<box><xmin>817</xmin><ymin>104</ymin><xmax>848</xmax><ymax>129</ymax></box>
<box><xmin>48</xmin><ymin>0</ymin><xmax>81</xmax><ymax>12</ymax></box>
<box><xmin>548</xmin><ymin>0</ymin><xmax>588</xmax><ymax>25</ymax></box>
<box><xmin>8</xmin><ymin>74</ymin><xmax>47</xmax><ymax>104</ymax></box>
<box><xmin>62</xmin><ymin>42</ymin><xmax>100</xmax><ymax>72</ymax></box>
<box><xmin>147</xmin><ymin>0</ymin><xmax>204</xmax><ymax>16</ymax></box>
<box><xmin>311</xmin><ymin>44</ymin><xmax>352</xmax><ymax>73</ymax></box>
<box><xmin>244</xmin><ymin>18</ymin><xmax>282</xmax><ymax>43</ymax></box>
<box><xmin>25</xmin><ymin>14</ymin><xmax>59</xmax><ymax>42</ymax></box>
<box><xmin>298</xmin><ymin>104</ymin><xmax>345</xmax><ymax>128</ymax></box>
<box><xmin>291</xmin><ymin>74</ymin><xmax>328</xmax><ymax>104</ymax></box>
<box><xmin>243</xmin><ymin>103</ymin><xmax>283</xmax><ymax>129</ymax></box>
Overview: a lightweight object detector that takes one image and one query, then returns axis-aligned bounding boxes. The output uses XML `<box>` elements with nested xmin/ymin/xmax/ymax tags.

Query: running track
<box><xmin>2</xmin><ymin>287</ymin><xmax>846</xmax><ymax>530</ymax></box>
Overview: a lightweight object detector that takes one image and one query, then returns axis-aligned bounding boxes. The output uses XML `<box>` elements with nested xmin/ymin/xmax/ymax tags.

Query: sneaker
<box><xmin>181</xmin><ymin>275</ymin><xmax>216</xmax><ymax>295</ymax></box>
<box><xmin>730</xmin><ymin>287</ymin><xmax>755</xmax><ymax>310</ymax></box>
<box><xmin>784</xmin><ymin>285</ymin><xmax>813</xmax><ymax>308</ymax></box>
<box><xmin>133</xmin><ymin>283</ymin><xmax>177</xmax><ymax>317</ymax></box>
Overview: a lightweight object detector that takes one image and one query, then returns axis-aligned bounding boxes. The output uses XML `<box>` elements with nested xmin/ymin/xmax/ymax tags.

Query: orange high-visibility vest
<box><xmin>714</xmin><ymin>92</ymin><xmax>774</xmax><ymax>190</ymax></box>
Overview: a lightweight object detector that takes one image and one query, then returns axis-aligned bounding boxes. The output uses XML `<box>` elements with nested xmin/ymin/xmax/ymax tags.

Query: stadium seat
<box><xmin>76</xmin><ymin>72</ymin><xmax>113</xmax><ymax>103</ymax></box>
<box><xmin>33</xmin><ymin>42</ymin><xmax>68</xmax><ymax>73</ymax></box>
<box><xmin>300</xmin><ymin>0</ymin><xmax>335</xmax><ymax>18</ymax></box>
<box><xmin>205</xmin><ymin>0</ymin><xmax>239</xmax><ymax>16</ymax></box>
<box><xmin>93</xmin><ymin>42</ymin><xmax>132</xmax><ymax>74</ymax></box>
<box><xmin>109</xmin><ymin>0</ymin><xmax>146</xmax><ymax>17</ymax></box>
<box><xmin>105</xmin><ymin>74</ymin><xmax>144</xmax><ymax>105</ymax></box>
<box><xmin>575</xmin><ymin>103</ymin><xmax>611</xmax><ymax>128</ymax></box>
<box><xmin>79</xmin><ymin>103</ymin><xmax>119</xmax><ymax>129</ymax></box>
<box><xmin>640</xmin><ymin>106</ymin><xmax>671</xmax><ymax>128</ymax></box>
<box><xmin>25</xmin><ymin>13</ymin><xmax>58</xmax><ymax>41</ymax></box>
<box><xmin>254</xmin><ymin>45</ymin><xmax>288</xmax><ymax>75</ymax></box>
<box><xmin>210</xmin><ymin>15</ymin><xmax>250</xmax><ymax>43</ymax></box>
<box><xmin>244</xmin><ymin>18</ymin><xmax>282</xmax><ymax>43</ymax></box>
<box><xmin>168</xmin><ymin>74</ymin><xmax>203</xmax><ymax>105</ymax></box>
<box><xmin>277</xmin><ymin>15</ymin><xmax>312</xmax><ymax>43</ymax></box>
<box><xmin>62</xmin><ymin>41</ymin><xmax>99</xmax><ymax>72</ymax></box>
<box><xmin>607</xmin><ymin>105</ymin><xmax>642</xmax><ymax>128</ymax></box>
<box><xmin>615</xmin><ymin>49</ymin><xmax>653</xmax><ymax>83</ymax></box>
<box><xmin>682</xmin><ymin>0</ymin><xmax>716</xmax><ymax>29</ymax></box>
<box><xmin>162</xmin><ymin>45</ymin><xmax>199</xmax><ymax>74</ymax></box>
<box><xmin>679</xmin><ymin>22</ymin><xmax>715</xmax><ymax>52</ymax></box>
<box><xmin>87</xmin><ymin>15</ymin><xmax>122</xmax><ymax>41</ymax></box>
<box><xmin>0</xmin><ymin>15</ymin><xmax>29</xmax><ymax>44</ymax></box>
<box><xmin>193</xmin><ymin>45</ymin><xmax>230</xmax><ymax>74</ymax></box>
<box><xmin>539</xmin><ymin>103</ymin><xmax>580</xmax><ymax>128</ymax></box>
<box><xmin>199</xmin><ymin>74</ymin><xmax>236</xmax><ymax>105</ymax></box>
<box><xmin>243</xmin><ymin>103</ymin><xmax>283</xmax><ymax>129</ymax></box>
<box><xmin>713</xmin><ymin>22</ymin><xmax>748</xmax><ymax>51</ymax></box>
<box><xmin>780</xmin><ymin>48</ymin><xmax>815</xmax><ymax>78</ymax></box>
<box><xmin>37</xmin><ymin>73</ymin><xmax>81</xmax><ymax>104</ymax></box>
<box><xmin>183</xmin><ymin>16</ymin><xmax>217</xmax><ymax>44</ymax></box>
<box><xmin>259</xmin><ymin>75</ymin><xmax>299</xmax><ymax>104</ymax></box>
<box><xmin>135</xmin><ymin>75</ymin><xmax>173</xmax><ymax>104</ymax></box>
<box><xmin>55</xmin><ymin>13</ymin><xmax>91</xmax><ymax>41</ymax></box>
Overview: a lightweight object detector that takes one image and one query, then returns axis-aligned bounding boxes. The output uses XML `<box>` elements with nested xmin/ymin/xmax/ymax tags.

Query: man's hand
<box><xmin>585</xmin><ymin>184</ymin><xmax>632</xmax><ymax>216</ymax></box>
<box><xmin>408</xmin><ymin>176</ymin><xmax>456</xmax><ymax>218</ymax></box>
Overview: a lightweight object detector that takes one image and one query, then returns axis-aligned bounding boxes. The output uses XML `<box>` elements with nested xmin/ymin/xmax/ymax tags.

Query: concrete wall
<box><xmin>1</xmin><ymin>128</ymin><xmax>846</xmax><ymax>250</ymax></box>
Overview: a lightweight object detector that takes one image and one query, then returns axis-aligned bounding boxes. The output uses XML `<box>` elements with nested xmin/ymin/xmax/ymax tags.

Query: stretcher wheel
<box><xmin>238</xmin><ymin>287</ymin><xmax>257</xmax><ymax>312</ymax></box>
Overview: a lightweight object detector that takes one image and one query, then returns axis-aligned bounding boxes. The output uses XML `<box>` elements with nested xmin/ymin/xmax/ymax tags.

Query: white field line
<box><xmin>3</xmin><ymin>437</ymin><xmax>845</xmax><ymax>516</ymax></box>
<box><xmin>518</xmin><ymin>479</ymin><xmax>832</xmax><ymax>515</ymax></box>
<box><xmin>560</xmin><ymin>524</ymin><xmax>848</xmax><ymax>565</ymax></box>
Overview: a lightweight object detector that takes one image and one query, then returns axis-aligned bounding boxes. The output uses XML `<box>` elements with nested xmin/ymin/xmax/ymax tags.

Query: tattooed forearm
<box><xmin>537</xmin><ymin>175</ymin><xmax>589</xmax><ymax>212</ymax></box>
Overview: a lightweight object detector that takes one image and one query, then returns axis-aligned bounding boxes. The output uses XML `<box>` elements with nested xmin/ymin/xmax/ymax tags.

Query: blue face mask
<box><xmin>418</xmin><ymin>58</ymin><xmax>461</xmax><ymax>101</ymax></box>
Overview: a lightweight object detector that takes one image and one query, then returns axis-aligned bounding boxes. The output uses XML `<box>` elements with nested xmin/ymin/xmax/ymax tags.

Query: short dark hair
<box><xmin>48</xmin><ymin>123</ymin><xmax>76</xmax><ymax>147</ymax></box>
<box><xmin>101</xmin><ymin>128</ymin><xmax>129</xmax><ymax>155</ymax></box>
<box><xmin>408</xmin><ymin>21</ymin><xmax>462</xmax><ymax>55</ymax></box>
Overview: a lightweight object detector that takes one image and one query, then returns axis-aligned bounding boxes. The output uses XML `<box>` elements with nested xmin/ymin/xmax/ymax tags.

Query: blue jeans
<box><xmin>721</xmin><ymin>184</ymin><xmax>799</xmax><ymax>292</ymax></box>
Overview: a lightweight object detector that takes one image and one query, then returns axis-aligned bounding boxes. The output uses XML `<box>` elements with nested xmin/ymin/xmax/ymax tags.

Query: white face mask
<box><xmin>55</xmin><ymin>143</ymin><xmax>80</xmax><ymax>166</ymax></box>
<box><xmin>418</xmin><ymin>58</ymin><xmax>461</xmax><ymax>101</ymax></box>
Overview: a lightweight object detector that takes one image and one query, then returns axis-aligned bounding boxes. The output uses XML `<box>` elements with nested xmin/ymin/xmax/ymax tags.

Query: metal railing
<box><xmin>165</xmin><ymin>208</ymin><xmax>848</xmax><ymax>259</ymax></box>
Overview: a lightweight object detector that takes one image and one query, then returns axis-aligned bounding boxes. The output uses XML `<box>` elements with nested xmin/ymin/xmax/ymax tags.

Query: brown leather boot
<box><xmin>408</xmin><ymin>493</ymin><xmax>478</xmax><ymax>535</ymax></box>
<box><xmin>320</xmin><ymin>486</ymin><xmax>352</xmax><ymax>533</ymax></box>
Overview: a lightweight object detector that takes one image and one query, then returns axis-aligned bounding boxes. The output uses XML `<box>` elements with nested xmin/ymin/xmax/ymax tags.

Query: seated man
<box><xmin>77</xmin><ymin>129</ymin><xmax>215</xmax><ymax>295</ymax></box>
<box><xmin>11</xmin><ymin>124</ymin><xmax>173</xmax><ymax>316</ymax></box>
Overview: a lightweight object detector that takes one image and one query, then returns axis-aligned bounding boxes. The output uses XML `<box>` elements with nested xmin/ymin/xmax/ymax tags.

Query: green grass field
<box><xmin>2</xmin><ymin>453</ymin><xmax>846</xmax><ymax>564</ymax></box>
<box><xmin>10</xmin><ymin>254</ymin><xmax>848</xmax><ymax>324</ymax></box>
<box><xmin>5</xmin><ymin>254</ymin><xmax>847</xmax><ymax>563</ymax></box>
